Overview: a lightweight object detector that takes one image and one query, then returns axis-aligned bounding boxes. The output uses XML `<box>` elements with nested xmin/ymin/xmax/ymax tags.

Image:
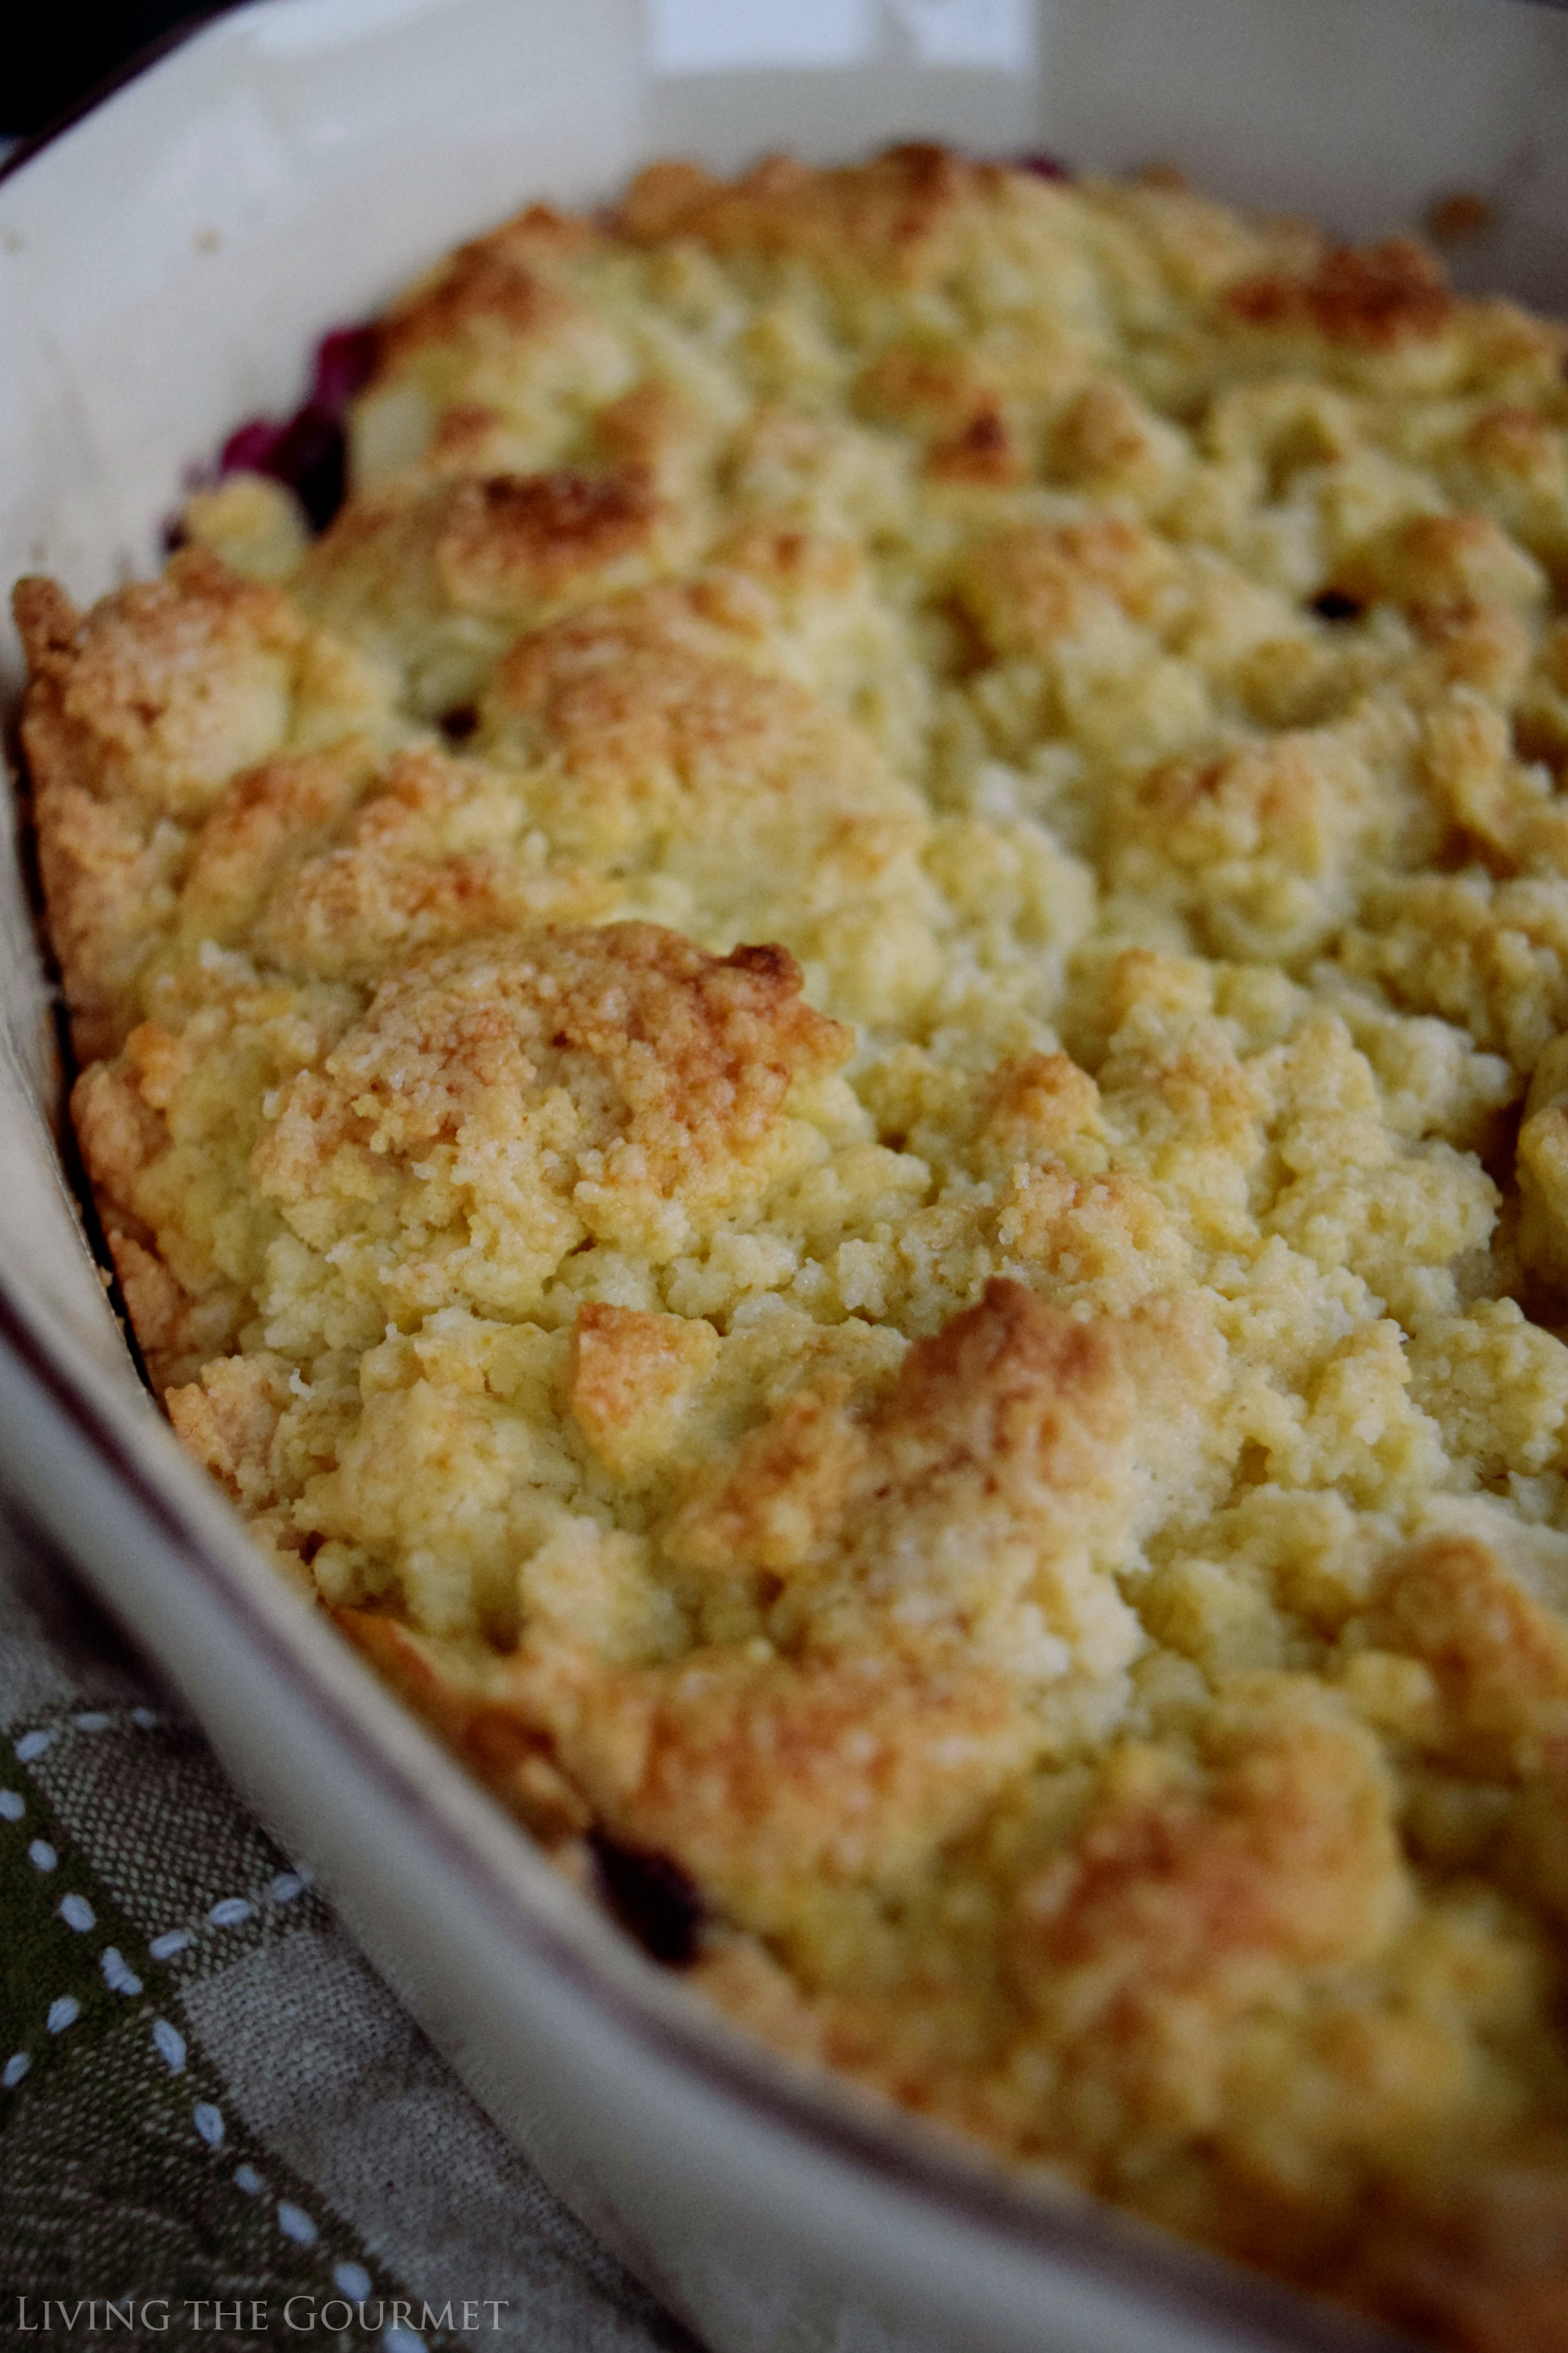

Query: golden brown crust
<box><xmin>13</xmin><ymin>547</ymin><xmax>400</xmax><ymax>1059</ymax></box>
<box><xmin>1355</xmin><ymin>1534</ymin><xmax>1568</xmax><ymax>1776</ymax></box>
<box><xmin>665</xmin><ymin>1277</ymin><xmax>1169</xmax><ymax>1588</ymax></box>
<box><xmin>666</xmin><ymin>1381</ymin><xmax>872</xmax><ymax>1578</ymax></box>
<box><xmin>432</xmin><ymin>468</ymin><xmax>659</xmax><ymax>605</ymax></box>
<box><xmin>483</xmin><ymin>582</ymin><xmax>887</xmax><ymax>814</ymax></box>
<box><xmin>1342</xmin><ymin>512</ymin><xmax>1548</xmax><ymax>622</ymax></box>
<box><xmin>27</xmin><ymin>145</ymin><xmax>1568</xmax><ymax>2347</ymax></box>
<box><xmin>247</xmin><ymin>746</ymin><xmax>612</xmax><ymax>981</ymax></box>
<box><xmin>955</xmin><ymin>518</ymin><xmax>1177</xmax><ymax>657</ymax></box>
<box><xmin>248</xmin><ymin>924</ymin><xmax>849</xmax><ymax>1320</ymax></box>
<box><xmin>375</xmin><ymin>207</ymin><xmax>597</xmax><ymax>369</ymax></box>
<box><xmin>536</xmin><ymin>1636</ymin><xmax>1038</xmax><ymax>1921</ymax></box>
<box><xmin>166</xmin><ymin>1353</ymin><xmax>292</xmax><ymax>1513</ymax></box>
<box><xmin>292</xmin><ymin>469</ymin><xmax>671</xmax><ymax>710</ymax></box>
<box><xmin>874</xmin><ymin>1276</ymin><xmax>1135</xmax><ymax>1503</ymax></box>
<box><xmin>1014</xmin><ymin>1697</ymin><xmax>1405</xmax><ymax>2021</ymax></box>
<box><xmin>15</xmin><ymin>555</ymin><xmax>309</xmax><ymax>1057</ymax></box>
<box><xmin>1224</xmin><ymin>235</ymin><xmax>1455</xmax><ymax>348</ymax></box>
<box><xmin>854</xmin><ymin>348</ymin><xmax>1024</xmax><ymax>486</ymax></box>
<box><xmin>264</xmin><ymin>922</ymin><xmax>841</xmax><ymax>1181</ymax></box>
<box><xmin>176</xmin><ymin>745</ymin><xmax>371</xmax><ymax>945</ymax></box>
<box><xmin>615</xmin><ymin>144</ymin><xmax>1001</xmax><ymax>286</ymax></box>
<box><xmin>335</xmin><ymin>1610</ymin><xmax>593</xmax><ymax>1841</ymax></box>
<box><xmin>567</xmin><ymin>1302</ymin><xmax>720</xmax><ymax>1479</ymax></box>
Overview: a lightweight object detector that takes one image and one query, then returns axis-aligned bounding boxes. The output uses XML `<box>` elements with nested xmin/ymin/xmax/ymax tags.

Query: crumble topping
<box><xmin>20</xmin><ymin>145</ymin><xmax>1568</xmax><ymax>2344</ymax></box>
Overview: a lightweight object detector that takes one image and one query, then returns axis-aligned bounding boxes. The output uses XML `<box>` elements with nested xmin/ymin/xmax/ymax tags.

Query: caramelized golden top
<box><xmin>21</xmin><ymin>149</ymin><xmax>1568</xmax><ymax>2344</ymax></box>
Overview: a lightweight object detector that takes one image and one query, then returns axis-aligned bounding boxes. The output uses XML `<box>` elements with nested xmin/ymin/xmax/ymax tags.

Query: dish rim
<box><xmin>0</xmin><ymin>5</ymin><xmax>230</xmax><ymax>191</ymax></box>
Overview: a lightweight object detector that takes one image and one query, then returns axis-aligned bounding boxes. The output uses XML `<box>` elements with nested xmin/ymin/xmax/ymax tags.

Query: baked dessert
<box><xmin>16</xmin><ymin>145</ymin><xmax>1568</xmax><ymax>2345</ymax></box>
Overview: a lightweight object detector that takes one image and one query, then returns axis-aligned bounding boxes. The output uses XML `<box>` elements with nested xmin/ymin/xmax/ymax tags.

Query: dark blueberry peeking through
<box><xmin>439</xmin><ymin>704</ymin><xmax>479</xmax><ymax>744</ymax></box>
<box><xmin>1311</xmin><ymin>587</ymin><xmax>1364</xmax><ymax>622</ymax></box>
<box><xmin>311</xmin><ymin>325</ymin><xmax>381</xmax><ymax>415</ymax></box>
<box><xmin>1017</xmin><ymin>153</ymin><xmax>1071</xmax><ymax>181</ymax></box>
<box><xmin>217</xmin><ymin>323</ymin><xmax>379</xmax><ymax>535</ymax></box>
<box><xmin>589</xmin><ymin>1831</ymin><xmax>705</xmax><ymax>1966</ymax></box>
<box><xmin>223</xmin><ymin>407</ymin><xmax>346</xmax><ymax>534</ymax></box>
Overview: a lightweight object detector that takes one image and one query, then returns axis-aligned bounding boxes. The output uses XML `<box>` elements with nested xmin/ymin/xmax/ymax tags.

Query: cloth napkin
<box><xmin>0</xmin><ymin>1503</ymin><xmax>698</xmax><ymax>2353</ymax></box>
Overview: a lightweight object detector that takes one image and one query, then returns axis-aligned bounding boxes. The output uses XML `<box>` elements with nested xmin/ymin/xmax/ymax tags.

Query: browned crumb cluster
<box><xmin>20</xmin><ymin>144</ymin><xmax>1568</xmax><ymax>2348</ymax></box>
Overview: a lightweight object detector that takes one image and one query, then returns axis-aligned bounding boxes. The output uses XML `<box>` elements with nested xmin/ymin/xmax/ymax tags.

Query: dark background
<box><xmin>2</xmin><ymin>5</ymin><xmax>247</xmax><ymax>141</ymax></box>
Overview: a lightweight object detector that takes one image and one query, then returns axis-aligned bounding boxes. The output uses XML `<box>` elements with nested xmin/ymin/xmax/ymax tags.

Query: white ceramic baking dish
<box><xmin>5</xmin><ymin>5</ymin><xmax>1568</xmax><ymax>2347</ymax></box>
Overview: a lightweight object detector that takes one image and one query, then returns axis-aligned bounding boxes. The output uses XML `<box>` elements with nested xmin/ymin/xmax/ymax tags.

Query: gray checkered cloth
<box><xmin>0</xmin><ymin>1504</ymin><xmax>698</xmax><ymax>2353</ymax></box>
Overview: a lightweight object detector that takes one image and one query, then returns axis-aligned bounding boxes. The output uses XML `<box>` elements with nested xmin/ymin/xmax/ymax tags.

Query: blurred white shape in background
<box><xmin>645</xmin><ymin>0</ymin><xmax>1033</xmax><ymax>75</ymax></box>
<box><xmin>885</xmin><ymin>0</ymin><xmax>1034</xmax><ymax>69</ymax></box>
<box><xmin>645</xmin><ymin>0</ymin><xmax>875</xmax><ymax>73</ymax></box>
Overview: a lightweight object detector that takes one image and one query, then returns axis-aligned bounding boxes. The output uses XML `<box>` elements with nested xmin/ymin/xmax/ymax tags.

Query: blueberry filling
<box><xmin>218</xmin><ymin>324</ymin><xmax>379</xmax><ymax>533</ymax></box>
<box><xmin>1310</xmin><ymin>587</ymin><xmax>1364</xmax><ymax>622</ymax></box>
<box><xmin>589</xmin><ymin>1832</ymin><xmax>705</xmax><ymax>1967</ymax></box>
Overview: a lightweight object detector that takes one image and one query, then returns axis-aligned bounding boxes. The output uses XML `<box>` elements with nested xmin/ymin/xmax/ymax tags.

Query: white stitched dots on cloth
<box><xmin>277</xmin><ymin>2202</ymin><xmax>318</xmax><ymax>2246</ymax></box>
<box><xmin>152</xmin><ymin>2017</ymin><xmax>186</xmax><ymax>2072</ymax></box>
<box><xmin>193</xmin><ymin>2101</ymin><xmax>225</xmax><ymax>2147</ymax></box>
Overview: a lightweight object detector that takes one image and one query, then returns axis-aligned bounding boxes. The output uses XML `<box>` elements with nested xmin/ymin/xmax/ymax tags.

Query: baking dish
<box><xmin>7</xmin><ymin>4</ymin><xmax>1568</xmax><ymax>2348</ymax></box>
